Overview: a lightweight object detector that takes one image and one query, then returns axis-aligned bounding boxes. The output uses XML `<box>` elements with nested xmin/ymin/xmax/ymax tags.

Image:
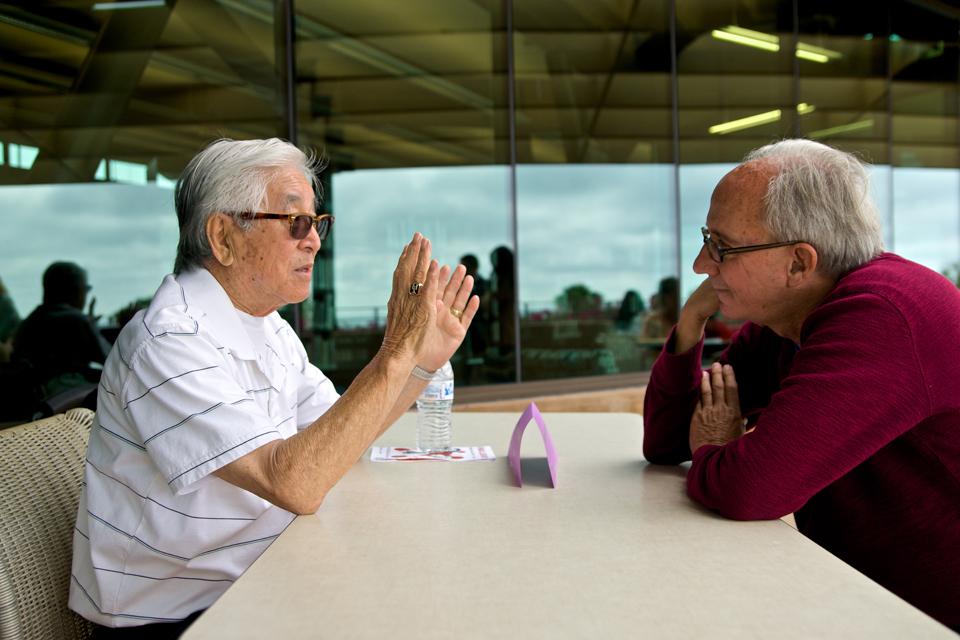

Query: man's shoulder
<box><xmin>835</xmin><ymin>253</ymin><xmax>960</xmax><ymax>311</ymax></box>
<box><xmin>113</xmin><ymin>274</ymin><xmax>212</xmax><ymax>360</ymax></box>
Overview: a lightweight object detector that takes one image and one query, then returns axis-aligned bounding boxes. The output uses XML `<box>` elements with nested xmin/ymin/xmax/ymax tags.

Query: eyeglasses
<box><xmin>250</xmin><ymin>212</ymin><xmax>335</xmax><ymax>241</ymax></box>
<box><xmin>701</xmin><ymin>226</ymin><xmax>802</xmax><ymax>263</ymax></box>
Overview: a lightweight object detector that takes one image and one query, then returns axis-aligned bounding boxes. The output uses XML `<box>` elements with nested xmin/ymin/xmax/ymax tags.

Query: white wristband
<box><xmin>411</xmin><ymin>365</ymin><xmax>436</xmax><ymax>381</ymax></box>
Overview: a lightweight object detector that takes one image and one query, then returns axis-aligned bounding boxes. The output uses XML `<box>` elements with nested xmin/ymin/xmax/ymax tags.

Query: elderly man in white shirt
<box><xmin>69</xmin><ymin>138</ymin><xmax>479</xmax><ymax>639</ymax></box>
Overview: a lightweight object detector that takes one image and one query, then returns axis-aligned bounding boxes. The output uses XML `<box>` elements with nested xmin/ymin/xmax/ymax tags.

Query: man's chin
<box><xmin>717</xmin><ymin>302</ymin><xmax>744</xmax><ymax>322</ymax></box>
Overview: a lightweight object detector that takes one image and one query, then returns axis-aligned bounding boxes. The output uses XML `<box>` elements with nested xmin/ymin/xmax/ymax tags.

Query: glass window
<box><xmin>676</xmin><ymin>0</ymin><xmax>791</xmax><ymax>343</ymax></box>
<box><xmin>798</xmin><ymin>0</ymin><xmax>894</xmax><ymax>245</ymax></box>
<box><xmin>514</xmin><ymin>0</ymin><xmax>674</xmax><ymax>381</ymax></box>
<box><xmin>1</xmin><ymin>2</ymin><xmax>286</xmax><ymax>343</ymax></box>
<box><xmin>889</xmin><ymin>1</ymin><xmax>960</xmax><ymax>273</ymax></box>
<box><xmin>5</xmin><ymin>0</ymin><xmax>960</xmax><ymax>395</ymax></box>
<box><xmin>294</xmin><ymin>0</ymin><xmax>510</xmax><ymax>388</ymax></box>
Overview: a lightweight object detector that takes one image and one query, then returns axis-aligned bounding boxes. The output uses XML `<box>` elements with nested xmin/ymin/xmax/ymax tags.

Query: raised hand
<box><xmin>380</xmin><ymin>233</ymin><xmax>440</xmax><ymax>364</ymax></box>
<box><xmin>418</xmin><ymin>263</ymin><xmax>481</xmax><ymax>371</ymax></box>
<box><xmin>87</xmin><ymin>295</ymin><xmax>102</xmax><ymax>325</ymax></box>
<box><xmin>674</xmin><ymin>279</ymin><xmax>721</xmax><ymax>354</ymax></box>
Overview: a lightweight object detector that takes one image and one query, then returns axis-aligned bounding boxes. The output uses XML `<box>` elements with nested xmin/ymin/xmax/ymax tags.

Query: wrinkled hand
<box><xmin>674</xmin><ymin>279</ymin><xmax>720</xmax><ymax>354</ymax></box>
<box><xmin>418</xmin><ymin>264</ymin><xmax>481</xmax><ymax>371</ymax></box>
<box><xmin>682</xmin><ymin>279</ymin><xmax>720</xmax><ymax>324</ymax></box>
<box><xmin>689</xmin><ymin>362</ymin><xmax>744</xmax><ymax>454</ymax></box>
<box><xmin>380</xmin><ymin>233</ymin><xmax>439</xmax><ymax>364</ymax></box>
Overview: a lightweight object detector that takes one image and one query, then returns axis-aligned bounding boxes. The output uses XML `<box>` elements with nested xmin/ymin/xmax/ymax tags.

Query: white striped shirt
<box><xmin>69</xmin><ymin>268</ymin><xmax>339</xmax><ymax>627</ymax></box>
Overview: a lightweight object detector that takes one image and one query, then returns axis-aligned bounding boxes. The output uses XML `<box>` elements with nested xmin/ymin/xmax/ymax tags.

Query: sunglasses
<box><xmin>250</xmin><ymin>212</ymin><xmax>335</xmax><ymax>241</ymax></box>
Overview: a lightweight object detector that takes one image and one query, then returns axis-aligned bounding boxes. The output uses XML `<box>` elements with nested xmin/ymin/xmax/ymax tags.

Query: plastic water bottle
<box><xmin>416</xmin><ymin>361</ymin><xmax>454</xmax><ymax>452</ymax></box>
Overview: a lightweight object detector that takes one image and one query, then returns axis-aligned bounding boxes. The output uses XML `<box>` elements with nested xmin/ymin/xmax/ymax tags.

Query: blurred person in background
<box><xmin>12</xmin><ymin>261</ymin><xmax>109</xmax><ymax>396</ymax></box>
<box><xmin>0</xmin><ymin>275</ymin><xmax>19</xmax><ymax>362</ymax></box>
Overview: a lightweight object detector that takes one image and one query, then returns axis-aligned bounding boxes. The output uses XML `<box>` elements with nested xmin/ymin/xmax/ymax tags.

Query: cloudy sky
<box><xmin>3</xmin><ymin>163</ymin><xmax>958</xmax><ymax>327</ymax></box>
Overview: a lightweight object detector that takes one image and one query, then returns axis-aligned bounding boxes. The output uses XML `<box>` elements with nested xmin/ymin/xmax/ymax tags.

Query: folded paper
<box><xmin>507</xmin><ymin>402</ymin><xmax>557</xmax><ymax>487</ymax></box>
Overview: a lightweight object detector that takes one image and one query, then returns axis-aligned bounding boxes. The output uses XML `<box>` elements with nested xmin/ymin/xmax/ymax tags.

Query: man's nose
<box><xmin>693</xmin><ymin>244</ymin><xmax>717</xmax><ymax>275</ymax></box>
<box><xmin>300</xmin><ymin>223</ymin><xmax>321</xmax><ymax>253</ymax></box>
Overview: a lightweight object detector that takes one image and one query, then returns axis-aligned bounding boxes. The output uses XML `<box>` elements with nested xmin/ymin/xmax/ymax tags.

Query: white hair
<box><xmin>173</xmin><ymin>138</ymin><xmax>323</xmax><ymax>274</ymax></box>
<box><xmin>745</xmin><ymin>139</ymin><xmax>884</xmax><ymax>277</ymax></box>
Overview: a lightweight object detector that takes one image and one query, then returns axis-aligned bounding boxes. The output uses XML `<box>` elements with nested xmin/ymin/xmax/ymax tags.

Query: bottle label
<box><xmin>421</xmin><ymin>381</ymin><xmax>454</xmax><ymax>401</ymax></box>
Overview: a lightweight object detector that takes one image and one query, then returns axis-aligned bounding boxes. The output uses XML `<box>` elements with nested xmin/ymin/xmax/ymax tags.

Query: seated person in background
<box><xmin>0</xmin><ymin>275</ymin><xmax>19</xmax><ymax>362</ymax></box>
<box><xmin>70</xmin><ymin>138</ymin><xmax>479</xmax><ymax>639</ymax></box>
<box><xmin>641</xmin><ymin>276</ymin><xmax>678</xmax><ymax>339</ymax></box>
<box><xmin>643</xmin><ymin>139</ymin><xmax>960</xmax><ymax>631</ymax></box>
<box><xmin>459</xmin><ymin>253</ymin><xmax>489</xmax><ymax>358</ymax></box>
<box><xmin>12</xmin><ymin>261</ymin><xmax>110</xmax><ymax>395</ymax></box>
<box><xmin>614</xmin><ymin>289</ymin><xmax>644</xmax><ymax>332</ymax></box>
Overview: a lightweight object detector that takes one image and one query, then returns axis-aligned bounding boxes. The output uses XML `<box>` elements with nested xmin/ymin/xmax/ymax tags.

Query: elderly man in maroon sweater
<box><xmin>643</xmin><ymin>139</ymin><xmax>960</xmax><ymax>631</ymax></box>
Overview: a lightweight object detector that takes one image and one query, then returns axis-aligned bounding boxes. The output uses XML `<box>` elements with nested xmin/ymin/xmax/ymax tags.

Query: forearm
<box><xmin>381</xmin><ymin>374</ymin><xmax>429</xmax><ymax>431</ymax></box>
<box><xmin>673</xmin><ymin>310</ymin><xmax>707</xmax><ymax>355</ymax></box>
<box><xmin>261</xmin><ymin>351</ymin><xmax>416</xmax><ymax>513</ymax></box>
<box><xmin>642</xmin><ymin>329</ymin><xmax>704</xmax><ymax>464</ymax></box>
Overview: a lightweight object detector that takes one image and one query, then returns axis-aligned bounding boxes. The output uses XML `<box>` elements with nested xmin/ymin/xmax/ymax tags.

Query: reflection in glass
<box><xmin>325</xmin><ymin>166</ymin><xmax>512</xmax><ymax>387</ymax></box>
<box><xmin>0</xmin><ymin>1</ymin><xmax>285</xmax><ymax>332</ymax></box>
<box><xmin>294</xmin><ymin>0</ymin><xmax>509</xmax><ymax>387</ymax></box>
<box><xmin>894</xmin><ymin>168</ymin><xmax>960</xmax><ymax>274</ymax></box>
<box><xmin>517</xmin><ymin>165</ymin><xmax>675</xmax><ymax>379</ymax></box>
<box><xmin>4</xmin><ymin>0</ymin><xmax>960</xmax><ymax>393</ymax></box>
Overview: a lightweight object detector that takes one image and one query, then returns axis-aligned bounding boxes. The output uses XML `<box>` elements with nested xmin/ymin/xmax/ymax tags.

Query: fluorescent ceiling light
<box><xmin>709</xmin><ymin>109</ymin><xmax>782</xmax><ymax>135</ymax></box>
<box><xmin>93</xmin><ymin>1</ymin><xmax>165</xmax><ymax>10</ymax></box>
<box><xmin>809</xmin><ymin>119</ymin><xmax>874</xmax><ymax>139</ymax></box>
<box><xmin>796</xmin><ymin>49</ymin><xmax>829</xmax><ymax>63</ymax></box>
<box><xmin>796</xmin><ymin>42</ymin><xmax>842</xmax><ymax>63</ymax></box>
<box><xmin>709</xmin><ymin>104</ymin><xmax>816</xmax><ymax>135</ymax></box>
<box><xmin>711</xmin><ymin>28</ymin><xmax>779</xmax><ymax>52</ymax></box>
<box><xmin>712</xmin><ymin>26</ymin><xmax>842</xmax><ymax>63</ymax></box>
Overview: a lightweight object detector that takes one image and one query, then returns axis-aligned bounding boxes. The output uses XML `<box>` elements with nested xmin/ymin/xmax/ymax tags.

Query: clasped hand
<box><xmin>689</xmin><ymin>362</ymin><xmax>745</xmax><ymax>454</ymax></box>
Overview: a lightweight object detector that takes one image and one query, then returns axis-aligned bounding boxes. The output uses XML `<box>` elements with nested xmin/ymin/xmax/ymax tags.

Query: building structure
<box><xmin>2</xmin><ymin>0</ymin><xmax>958</xmax><ymax>389</ymax></box>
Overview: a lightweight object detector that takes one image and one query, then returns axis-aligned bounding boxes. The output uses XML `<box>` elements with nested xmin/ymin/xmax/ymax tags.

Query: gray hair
<box><xmin>745</xmin><ymin>139</ymin><xmax>884</xmax><ymax>277</ymax></box>
<box><xmin>173</xmin><ymin>138</ymin><xmax>323</xmax><ymax>274</ymax></box>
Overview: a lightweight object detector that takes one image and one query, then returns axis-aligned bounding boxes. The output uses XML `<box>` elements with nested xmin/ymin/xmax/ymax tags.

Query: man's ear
<box><xmin>787</xmin><ymin>242</ymin><xmax>818</xmax><ymax>286</ymax></box>
<box><xmin>207</xmin><ymin>213</ymin><xmax>236</xmax><ymax>267</ymax></box>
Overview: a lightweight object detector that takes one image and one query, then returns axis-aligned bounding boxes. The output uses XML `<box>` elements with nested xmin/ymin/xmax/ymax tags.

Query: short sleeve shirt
<box><xmin>69</xmin><ymin>268</ymin><xmax>339</xmax><ymax>627</ymax></box>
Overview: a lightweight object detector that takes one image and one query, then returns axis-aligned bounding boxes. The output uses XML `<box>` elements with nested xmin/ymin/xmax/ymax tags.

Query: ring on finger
<box><xmin>409</xmin><ymin>282</ymin><xmax>424</xmax><ymax>296</ymax></box>
<box><xmin>450</xmin><ymin>307</ymin><xmax>464</xmax><ymax>318</ymax></box>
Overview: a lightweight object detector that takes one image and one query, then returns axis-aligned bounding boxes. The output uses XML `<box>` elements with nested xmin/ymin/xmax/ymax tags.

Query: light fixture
<box><xmin>709</xmin><ymin>110</ymin><xmax>782</xmax><ymax>135</ymax></box>
<box><xmin>808</xmin><ymin>119</ymin><xmax>874</xmax><ymax>139</ymax></box>
<box><xmin>709</xmin><ymin>104</ymin><xmax>816</xmax><ymax>135</ymax></box>
<box><xmin>711</xmin><ymin>26</ymin><xmax>779</xmax><ymax>52</ymax></box>
<box><xmin>796</xmin><ymin>43</ymin><xmax>842</xmax><ymax>63</ymax></box>
<box><xmin>92</xmin><ymin>0</ymin><xmax>166</xmax><ymax>10</ymax></box>
<box><xmin>712</xmin><ymin>26</ymin><xmax>842</xmax><ymax>64</ymax></box>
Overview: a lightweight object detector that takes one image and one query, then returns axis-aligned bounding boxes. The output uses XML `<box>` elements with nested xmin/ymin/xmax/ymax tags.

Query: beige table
<box><xmin>184</xmin><ymin>413</ymin><xmax>952</xmax><ymax>639</ymax></box>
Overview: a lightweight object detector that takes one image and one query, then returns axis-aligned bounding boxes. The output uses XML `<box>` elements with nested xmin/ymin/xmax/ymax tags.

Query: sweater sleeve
<box><xmin>641</xmin><ymin>327</ymin><xmax>704</xmax><ymax>464</ymax></box>
<box><xmin>686</xmin><ymin>292</ymin><xmax>931</xmax><ymax>520</ymax></box>
<box><xmin>642</xmin><ymin>323</ymin><xmax>770</xmax><ymax>464</ymax></box>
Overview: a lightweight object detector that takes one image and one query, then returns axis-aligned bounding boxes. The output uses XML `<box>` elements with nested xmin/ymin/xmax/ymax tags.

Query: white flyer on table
<box><xmin>370</xmin><ymin>446</ymin><xmax>496</xmax><ymax>462</ymax></box>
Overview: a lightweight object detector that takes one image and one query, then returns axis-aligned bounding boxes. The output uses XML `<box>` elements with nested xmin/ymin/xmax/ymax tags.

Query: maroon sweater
<box><xmin>643</xmin><ymin>253</ymin><xmax>960</xmax><ymax>629</ymax></box>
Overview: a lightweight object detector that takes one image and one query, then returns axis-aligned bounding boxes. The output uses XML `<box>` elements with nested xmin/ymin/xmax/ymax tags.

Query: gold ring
<box><xmin>409</xmin><ymin>282</ymin><xmax>423</xmax><ymax>296</ymax></box>
<box><xmin>450</xmin><ymin>307</ymin><xmax>464</xmax><ymax>318</ymax></box>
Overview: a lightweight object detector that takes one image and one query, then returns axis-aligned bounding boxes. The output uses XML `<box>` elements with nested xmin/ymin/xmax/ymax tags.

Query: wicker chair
<box><xmin>0</xmin><ymin>408</ymin><xmax>94</xmax><ymax>640</ymax></box>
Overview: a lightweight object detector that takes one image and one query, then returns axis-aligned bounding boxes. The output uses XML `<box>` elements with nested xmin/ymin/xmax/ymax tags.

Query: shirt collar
<box><xmin>176</xmin><ymin>268</ymin><xmax>261</xmax><ymax>360</ymax></box>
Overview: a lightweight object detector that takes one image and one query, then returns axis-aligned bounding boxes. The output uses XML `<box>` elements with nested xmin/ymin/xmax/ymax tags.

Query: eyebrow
<box><xmin>707</xmin><ymin>227</ymin><xmax>734</xmax><ymax>244</ymax></box>
<box><xmin>283</xmin><ymin>192</ymin><xmax>316</xmax><ymax>211</ymax></box>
